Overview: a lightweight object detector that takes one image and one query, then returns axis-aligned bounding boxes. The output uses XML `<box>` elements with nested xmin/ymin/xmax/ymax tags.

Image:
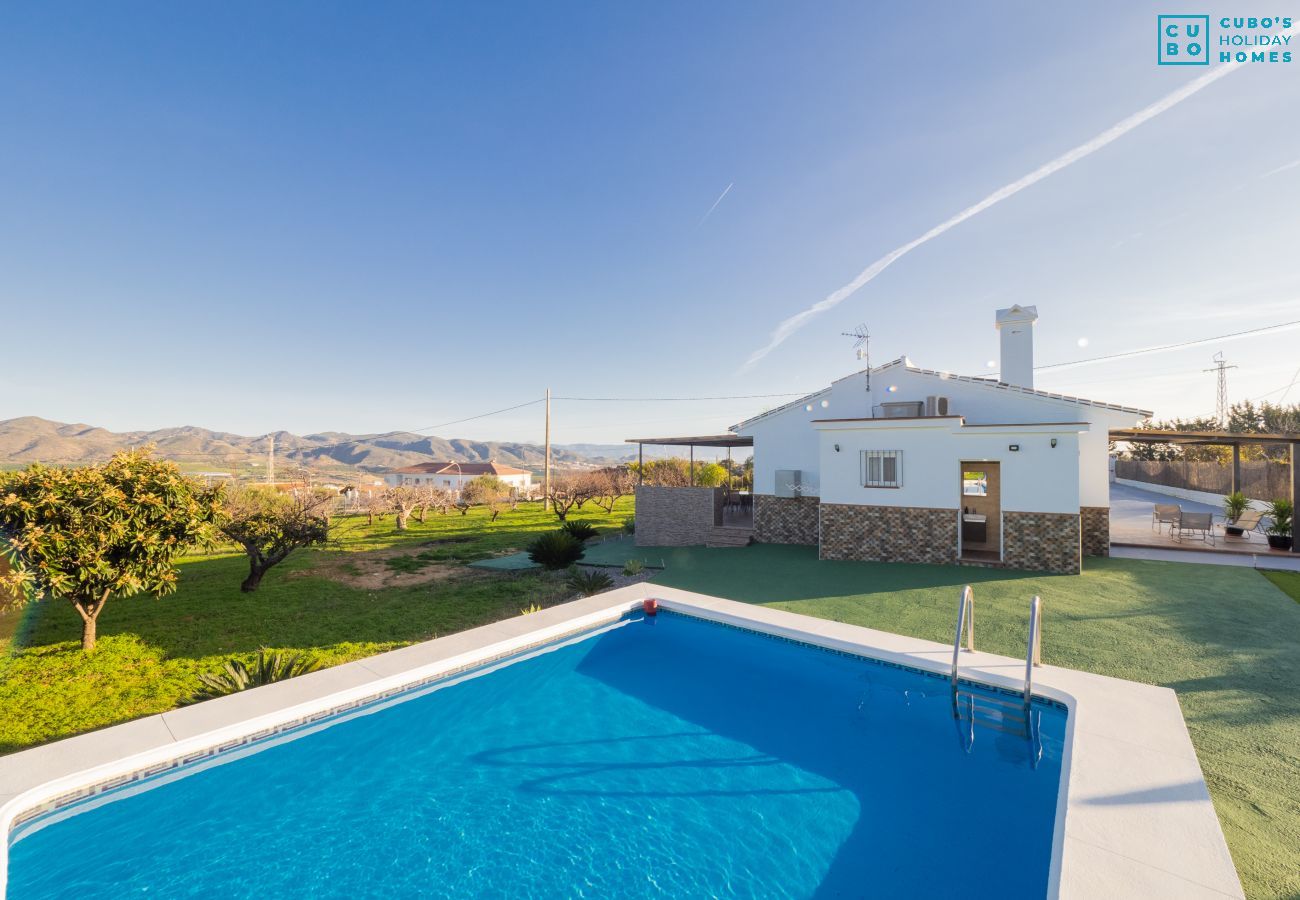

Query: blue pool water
<box><xmin>6</xmin><ymin>612</ymin><xmax>1066</xmax><ymax>898</ymax></box>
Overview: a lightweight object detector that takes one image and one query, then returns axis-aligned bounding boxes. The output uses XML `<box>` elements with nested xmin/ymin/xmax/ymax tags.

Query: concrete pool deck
<box><xmin>0</xmin><ymin>584</ymin><xmax>1242</xmax><ymax>898</ymax></box>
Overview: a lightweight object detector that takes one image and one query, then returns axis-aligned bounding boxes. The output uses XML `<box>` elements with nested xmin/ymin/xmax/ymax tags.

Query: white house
<box><xmin>383</xmin><ymin>461</ymin><xmax>533</xmax><ymax>494</ymax></box>
<box><xmin>633</xmin><ymin>306</ymin><xmax>1151</xmax><ymax>574</ymax></box>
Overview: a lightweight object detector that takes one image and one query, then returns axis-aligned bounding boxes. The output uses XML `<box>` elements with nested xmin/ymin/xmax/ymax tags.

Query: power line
<box><xmin>403</xmin><ymin>398</ymin><xmax>546</xmax><ymax>435</ymax></box>
<box><xmin>1035</xmin><ymin>318</ymin><xmax>1300</xmax><ymax>372</ymax></box>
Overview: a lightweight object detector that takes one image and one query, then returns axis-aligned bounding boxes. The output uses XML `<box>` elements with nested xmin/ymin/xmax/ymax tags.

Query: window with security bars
<box><xmin>861</xmin><ymin>450</ymin><xmax>902</xmax><ymax>488</ymax></box>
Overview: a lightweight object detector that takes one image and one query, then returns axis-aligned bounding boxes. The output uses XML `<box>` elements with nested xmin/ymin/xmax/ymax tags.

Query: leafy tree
<box><xmin>220</xmin><ymin>486</ymin><xmax>330</xmax><ymax>592</ymax></box>
<box><xmin>693</xmin><ymin>462</ymin><xmax>728</xmax><ymax>488</ymax></box>
<box><xmin>0</xmin><ymin>449</ymin><xmax>223</xmax><ymax>651</ymax></box>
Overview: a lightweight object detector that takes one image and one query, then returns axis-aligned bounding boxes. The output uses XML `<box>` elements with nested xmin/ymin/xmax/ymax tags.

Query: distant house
<box><xmin>383</xmin><ymin>461</ymin><xmax>533</xmax><ymax>494</ymax></box>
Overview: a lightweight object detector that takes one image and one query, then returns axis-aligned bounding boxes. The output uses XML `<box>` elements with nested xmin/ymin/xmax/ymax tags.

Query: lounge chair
<box><xmin>1174</xmin><ymin>511</ymin><xmax>1215</xmax><ymax>546</ymax></box>
<box><xmin>1224</xmin><ymin>509</ymin><xmax>1266</xmax><ymax>541</ymax></box>
<box><xmin>1152</xmin><ymin>504</ymin><xmax>1181</xmax><ymax>533</ymax></box>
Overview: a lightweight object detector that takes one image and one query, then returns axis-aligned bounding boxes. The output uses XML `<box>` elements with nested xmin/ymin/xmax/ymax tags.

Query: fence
<box><xmin>1115</xmin><ymin>459</ymin><xmax>1293</xmax><ymax>501</ymax></box>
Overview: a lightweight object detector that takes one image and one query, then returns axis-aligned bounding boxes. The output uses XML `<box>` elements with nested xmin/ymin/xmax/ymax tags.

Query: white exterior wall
<box><xmin>736</xmin><ymin>361</ymin><xmax>1144</xmax><ymax>508</ymax></box>
<box><xmin>738</xmin><ymin>392</ymin><xmax>827</xmax><ymax>497</ymax></box>
<box><xmin>815</xmin><ymin>419</ymin><xmax>1083</xmax><ymax>514</ymax></box>
<box><xmin>384</xmin><ymin>471</ymin><xmax>532</xmax><ymax>492</ymax></box>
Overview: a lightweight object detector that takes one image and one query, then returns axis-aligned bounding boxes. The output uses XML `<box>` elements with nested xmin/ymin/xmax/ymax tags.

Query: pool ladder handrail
<box><xmin>1023</xmin><ymin>595</ymin><xmax>1043</xmax><ymax>718</ymax></box>
<box><xmin>949</xmin><ymin>585</ymin><xmax>975</xmax><ymax>692</ymax></box>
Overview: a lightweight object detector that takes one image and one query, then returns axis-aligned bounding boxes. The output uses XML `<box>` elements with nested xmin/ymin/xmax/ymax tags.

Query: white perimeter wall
<box><xmin>816</xmin><ymin>420</ymin><xmax>1082</xmax><ymax>514</ymax></box>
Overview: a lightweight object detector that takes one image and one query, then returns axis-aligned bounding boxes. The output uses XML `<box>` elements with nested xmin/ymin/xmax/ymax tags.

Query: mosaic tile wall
<box><xmin>1003</xmin><ymin>511</ymin><xmax>1082</xmax><ymax>574</ymax></box>
<box><xmin>818</xmin><ymin>503</ymin><xmax>958</xmax><ymax>565</ymax></box>
<box><xmin>753</xmin><ymin>495</ymin><xmax>819</xmax><ymax>545</ymax></box>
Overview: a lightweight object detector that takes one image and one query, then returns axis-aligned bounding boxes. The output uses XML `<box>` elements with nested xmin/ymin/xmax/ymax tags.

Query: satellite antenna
<box><xmin>840</xmin><ymin>323</ymin><xmax>871</xmax><ymax>389</ymax></box>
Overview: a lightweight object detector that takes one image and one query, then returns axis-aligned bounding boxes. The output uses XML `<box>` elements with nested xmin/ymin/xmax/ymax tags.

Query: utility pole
<box><xmin>267</xmin><ymin>434</ymin><xmax>275</xmax><ymax>486</ymax></box>
<box><xmin>543</xmin><ymin>388</ymin><xmax>551</xmax><ymax>510</ymax></box>
<box><xmin>1203</xmin><ymin>352</ymin><xmax>1237</xmax><ymax>428</ymax></box>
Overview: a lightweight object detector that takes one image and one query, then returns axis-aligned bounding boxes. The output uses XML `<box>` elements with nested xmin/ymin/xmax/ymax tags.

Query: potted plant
<box><xmin>1265</xmin><ymin>498</ymin><xmax>1293</xmax><ymax>551</ymax></box>
<box><xmin>1223</xmin><ymin>491</ymin><xmax>1250</xmax><ymax>536</ymax></box>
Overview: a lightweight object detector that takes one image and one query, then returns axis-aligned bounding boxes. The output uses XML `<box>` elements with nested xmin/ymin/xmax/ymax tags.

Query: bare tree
<box><xmin>383</xmin><ymin>485</ymin><xmax>425</xmax><ymax>530</ymax></box>
<box><xmin>545</xmin><ymin>473</ymin><xmax>597</xmax><ymax>521</ymax></box>
<box><xmin>358</xmin><ymin>489</ymin><xmax>389</xmax><ymax>526</ymax></box>
<box><xmin>590</xmin><ymin>466</ymin><xmax>636</xmax><ymax>513</ymax></box>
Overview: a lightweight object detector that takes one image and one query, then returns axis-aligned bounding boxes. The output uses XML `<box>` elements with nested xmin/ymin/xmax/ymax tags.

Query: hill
<box><xmin>0</xmin><ymin>417</ymin><xmax>617</xmax><ymax>474</ymax></box>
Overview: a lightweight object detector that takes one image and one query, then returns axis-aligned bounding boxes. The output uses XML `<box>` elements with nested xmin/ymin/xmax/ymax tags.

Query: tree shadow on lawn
<box><xmin>13</xmin><ymin>550</ymin><xmax>570</xmax><ymax>662</ymax></box>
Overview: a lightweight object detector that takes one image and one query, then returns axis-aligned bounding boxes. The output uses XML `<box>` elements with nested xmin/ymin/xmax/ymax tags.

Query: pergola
<box><xmin>1109</xmin><ymin>428</ymin><xmax>1299</xmax><ymax>554</ymax></box>
<box><xmin>625</xmin><ymin>434</ymin><xmax>754</xmax><ymax>488</ymax></box>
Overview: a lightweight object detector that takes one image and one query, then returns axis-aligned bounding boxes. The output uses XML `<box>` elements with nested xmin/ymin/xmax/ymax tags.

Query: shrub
<box><xmin>566</xmin><ymin>567</ymin><xmax>614</xmax><ymax>597</ymax></box>
<box><xmin>1267</xmin><ymin>498</ymin><xmax>1293</xmax><ymax>537</ymax></box>
<box><xmin>560</xmin><ymin>520</ymin><xmax>599</xmax><ymax>542</ymax></box>
<box><xmin>520</xmin><ymin>603</ymin><xmax>543</xmax><ymax>615</ymax></box>
<box><xmin>1223</xmin><ymin>491</ymin><xmax>1249</xmax><ymax>521</ymax></box>
<box><xmin>527</xmin><ymin>531</ymin><xmax>585</xmax><ymax>569</ymax></box>
<box><xmin>623</xmin><ymin>517</ymin><xmax>635</xmax><ymax>535</ymax></box>
<box><xmin>186</xmin><ymin>650</ymin><xmax>320</xmax><ymax>704</ymax></box>
<box><xmin>622</xmin><ymin>559</ymin><xmax>644</xmax><ymax>576</ymax></box>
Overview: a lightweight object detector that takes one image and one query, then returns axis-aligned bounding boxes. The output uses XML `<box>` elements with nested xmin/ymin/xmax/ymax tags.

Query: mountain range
<box><xmin>0</xmin><ymin>417</ymin><xmax>642</xmax><ymax>475</ymax></box>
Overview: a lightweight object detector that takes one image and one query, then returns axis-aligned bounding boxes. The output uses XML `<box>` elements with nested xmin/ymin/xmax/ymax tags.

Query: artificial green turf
<box><xmin>0</xmin><ymin>499</ymin><xmax>633</xmax><ymax>754</ymax></box>
<box><xmin>649</xmin><ymin>544</ymin><xmax>1300</xmax><ymax>899</ymax></box>
<box><xmin>1262</xmin><ymin>569</ymin><xmax>1300</xmax><ymax>605</ymax></box>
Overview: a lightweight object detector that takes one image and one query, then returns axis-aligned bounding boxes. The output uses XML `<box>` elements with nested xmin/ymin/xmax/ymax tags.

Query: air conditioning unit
<box><xmin>775</xmin><ymin>469</ymin><xmax>802</xmax><ymax>497</ymax></box>
<box><xmin>925</xmin><ymin>395</ymin><xmax>951</xmax><ymax>416</ymax></box>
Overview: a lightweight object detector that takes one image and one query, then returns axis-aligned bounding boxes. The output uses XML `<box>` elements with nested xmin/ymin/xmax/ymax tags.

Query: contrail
<box><xmin>697</xmin><ymin>182</ymin><xmax>734</xmax><ymax>227</ymax></box>
<box><xmin>740</xmin><ymin>63</ymin><xmax>1244</xmax><ymax>372</ymax></box>
<box><xmin>1262</xmin><ymin>157</ymin><xmax>1300</xmax><ymax>178</ymax></box>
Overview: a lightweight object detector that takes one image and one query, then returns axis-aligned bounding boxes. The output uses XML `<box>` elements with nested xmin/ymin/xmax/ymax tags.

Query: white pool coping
<box><xmin>0</xmin><ymin>583</ymin><xmax>1243</xmax><ymax>899</ymax></box>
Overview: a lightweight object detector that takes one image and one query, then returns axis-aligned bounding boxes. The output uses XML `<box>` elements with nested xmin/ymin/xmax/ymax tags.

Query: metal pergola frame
<box><xmin>625</xmin><ymin>434</ymin><xmax>754</xmax><ymax>489</ymax></box>
<box><xmin>1110</xmin><ymin>428</ymin><xmax>1299</xmax><ymax>554</ymax></box>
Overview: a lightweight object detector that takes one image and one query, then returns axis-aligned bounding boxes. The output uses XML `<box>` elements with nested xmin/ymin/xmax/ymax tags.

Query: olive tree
<box><xmin>220</xmin><ymin>485</ymin><xmax>330</xmax><ymax>592</ymax></box>
<box><xmin>0</xmin><ymin>449</ymin><xmax>223</xmax><ymax>651</ymax></box>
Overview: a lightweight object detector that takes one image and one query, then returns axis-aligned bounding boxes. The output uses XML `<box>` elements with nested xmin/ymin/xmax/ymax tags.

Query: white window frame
<box><xmin>861</xmin><ymin>450</ymin><xmax>902</xmax><ymax>488</ymax></box>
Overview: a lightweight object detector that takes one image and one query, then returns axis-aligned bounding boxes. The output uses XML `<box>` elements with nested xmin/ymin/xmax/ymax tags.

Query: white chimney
<box><xmin>995</xmin><ymin>305</ymin><xmax>1038</xmax><ymax>388</ymax></box>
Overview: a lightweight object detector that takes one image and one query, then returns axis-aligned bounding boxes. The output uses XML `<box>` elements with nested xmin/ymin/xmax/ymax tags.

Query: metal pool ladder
<box><xmin>950</xmin><ymin>592</ymin><xmax>1044</xmax><ymax>765</ymax></box>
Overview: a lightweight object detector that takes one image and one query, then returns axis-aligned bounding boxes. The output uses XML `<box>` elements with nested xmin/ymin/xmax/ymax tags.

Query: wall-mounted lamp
<box><xmin>805</xmin><ymin>404</ymin><xmax>813</xmax><ymax>412</ymax></box>
<box><xmin>1050</xmin><ymin>438</ymin><xmax>1058</xmax><ymax>448</ymax></box>
<box><xmin>1009</xmin><ymin>444</ymin><xmax>1020</xmax><ymax>452</ymax></box>
<box><xmin>820</xmin><ymin>399</ymin><xmax>829</xmax><ymax>408</ymax></box>
<box><xmin>834</xmin><ymin>443</ymin><xmax>841</xmax><ymax>453</ymax></box>
<box><xmin>887</xmin><ymin>385</ymin><xmax>898</xmax><ymax>393</ymax></box>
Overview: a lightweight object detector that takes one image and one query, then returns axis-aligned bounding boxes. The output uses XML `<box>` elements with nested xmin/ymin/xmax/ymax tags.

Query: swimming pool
<box><xmin>5</xmin><ymin>608</ymin><xmax>1067</xmax><ymax>898</ymax></box>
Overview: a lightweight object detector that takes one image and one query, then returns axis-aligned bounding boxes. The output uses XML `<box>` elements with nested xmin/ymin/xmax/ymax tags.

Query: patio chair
<box><xmin>1174</xmin><ymin>511</ymin><xmax>1215</xmax><ymax>546</ymax></box>
<box><xmin>1152</xmin><ymin>504</ymin><xmax>1181</xmax><ymax>533</ymax></box>
<box><xmin>1224</xmin><ymin>509</ymin><xmax>1266</xmax><ymax>542</ymax></box>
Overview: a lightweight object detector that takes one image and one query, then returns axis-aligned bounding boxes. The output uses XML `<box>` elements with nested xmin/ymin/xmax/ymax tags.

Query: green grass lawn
<box><xmin>650</xmin><ymin>544</ymin><xmax>1300</xmax><ymax>900</ymax></box>
<box><xmin>0</xmin><ymin>498</ymin><xmax>634</xmax><ymax>755</ymax></box>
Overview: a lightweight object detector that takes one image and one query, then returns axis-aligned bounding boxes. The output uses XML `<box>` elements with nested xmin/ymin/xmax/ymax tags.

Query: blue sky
<box><xmin>2</xmin><ymin>2</ymin><xmax>1298</xmax><ymax>447</ymax></box>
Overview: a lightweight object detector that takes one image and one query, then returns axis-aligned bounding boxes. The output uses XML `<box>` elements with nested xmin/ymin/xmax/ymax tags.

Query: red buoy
<box><xmin>642</xmin><ymin>598</ymin><xmax>659</xmax><ymax>616</ymax></box>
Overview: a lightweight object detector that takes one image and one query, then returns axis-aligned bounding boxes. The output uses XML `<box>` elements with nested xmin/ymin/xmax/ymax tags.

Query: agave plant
<box><xmin>622</xmin><ymin>558</ymin><xmax>645</xmax><ymax>577</ymax></box>
<box><xmin>566</xmin><ymin>566</ymin><xmax>614</xmax><ymax>597</ymax></box>
<box><xmin>187</xmin><ymin>649</ymin><xmax>320</xmax><ymax>703</ymax></box>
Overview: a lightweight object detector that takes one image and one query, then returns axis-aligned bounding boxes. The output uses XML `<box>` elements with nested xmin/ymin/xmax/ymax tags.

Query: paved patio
<box><xmin>1109</xmin><ymin>482</ymin><xmax>1297</xmax><ymax>569</ymax></box>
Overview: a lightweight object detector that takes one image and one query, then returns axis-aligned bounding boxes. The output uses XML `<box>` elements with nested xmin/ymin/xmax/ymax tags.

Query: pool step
<box><xmin>954</xmin><ymin>690</ymin><xmax>1030</xmax><ymax>737</ymax></box>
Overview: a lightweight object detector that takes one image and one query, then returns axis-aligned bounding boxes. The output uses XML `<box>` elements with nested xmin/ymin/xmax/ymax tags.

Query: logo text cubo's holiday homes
<box><xmin>1159</xmin><ymin>15</ymin><xmax>1293</xmax><ymax>65</ymax></box>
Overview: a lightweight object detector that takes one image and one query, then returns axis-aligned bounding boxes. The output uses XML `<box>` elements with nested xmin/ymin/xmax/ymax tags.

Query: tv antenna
<box><xmin>1203</xmin><ymin>351</ymin><xmax>1236</xmax><ymax>427</ymax></box>
<box><xmin>841</xmin><ymin>323</ymin><xmax>870</xmax><ymax>361</ymax></box>
<box><xmin>841</xmin><ymin>323</ymin><xmax>871</xmax><ymax>390</ymax></box>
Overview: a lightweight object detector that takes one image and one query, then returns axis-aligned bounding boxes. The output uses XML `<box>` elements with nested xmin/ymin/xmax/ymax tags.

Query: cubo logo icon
<box><xmin>1158</xmin><ymin>15</ymin><xmax>1210</xmax><ymax>64</ymax></box>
